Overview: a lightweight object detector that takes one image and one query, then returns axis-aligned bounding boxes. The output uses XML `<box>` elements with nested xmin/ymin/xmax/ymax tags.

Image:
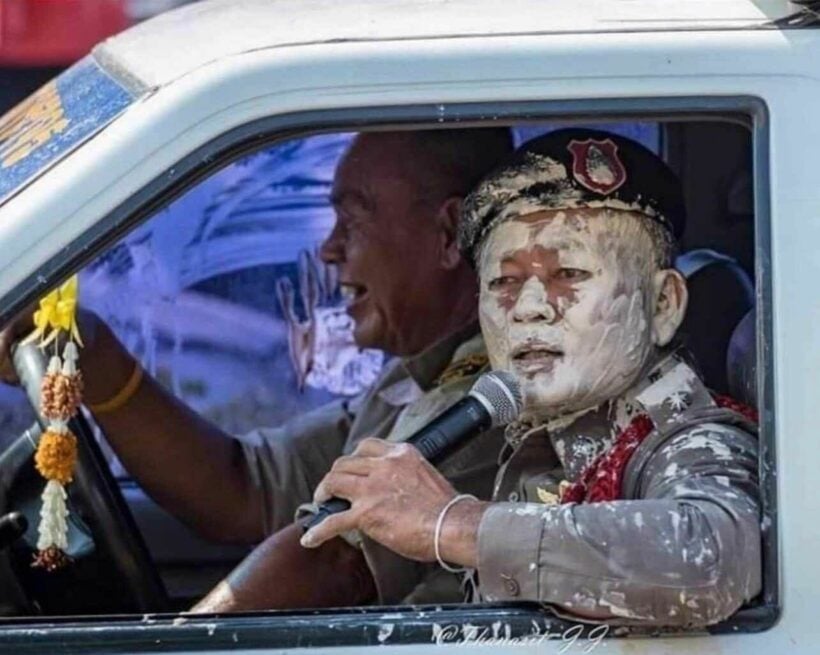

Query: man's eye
<box><xmin>335</xmin><ymin>204</ymin><xmax>369</xmax><ymax>225</ymax></box>
<box><xmin>488</xmin><ymin>276</ymin><xmax>519</xmax><ymax>290</ymax></box>
<box><xmin>554</xmin><ymin>268</ymin><xmax>590</xmax><ymax>281</ymax></box>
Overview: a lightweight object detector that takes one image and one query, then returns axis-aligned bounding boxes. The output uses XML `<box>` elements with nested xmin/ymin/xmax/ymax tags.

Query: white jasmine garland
<box><xmin>47</xmin><ymin>355</ymin><xmax>61</xmax><ymax>376</ymax></box>
<box><xmin>62</xmin><ymin>342</ymin><xmax>78</xmax><ymax>375</ymax></box>
<box><xmin>28</xmin><ymin>274</ymin><xmax>84</xmax><ymax>570</ymax></box>
<box><xmin>37</xmin><ymin>480</ymin><xmax>69</xmax><ymax>552</ymax></box>
<box><xmin>49</xmin><ymin>419</ymin><xmax>69</xmax><ymax>435</ymax></box>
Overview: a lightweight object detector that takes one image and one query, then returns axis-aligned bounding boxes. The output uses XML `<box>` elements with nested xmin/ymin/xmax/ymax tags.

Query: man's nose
<box><xmin>512</xmin><ymin>276</ymin><xmax>557</xmax><ymax>324</ymax></box>
<box><xmin>319</xmin><ymin>222</ymin><xmax>345</xmax><ymax>265</ymax></box>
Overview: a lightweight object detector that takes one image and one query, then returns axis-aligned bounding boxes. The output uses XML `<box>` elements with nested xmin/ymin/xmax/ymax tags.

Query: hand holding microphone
<box><xmin>302</xmin><ymin>370</ymin><xmax>522</xmax><ymax>534</ymax></box>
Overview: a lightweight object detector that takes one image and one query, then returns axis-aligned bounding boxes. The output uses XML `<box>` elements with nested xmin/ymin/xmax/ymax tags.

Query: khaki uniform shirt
<box><xmin>240</xmin><ymin>322</ymin><xmax>504</xmax><ymax>604</ymax></box>
<box><xmin>476</xmin><ymin>354</ymin><xmax>761</xmax><ymax>627</ymax></box>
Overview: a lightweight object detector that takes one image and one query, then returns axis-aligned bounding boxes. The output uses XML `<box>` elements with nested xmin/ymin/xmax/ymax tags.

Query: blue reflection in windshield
<box><xmin>0</xmin><ymin>57</ymin><xmax>134</xmax><ymax>205</ymax></box>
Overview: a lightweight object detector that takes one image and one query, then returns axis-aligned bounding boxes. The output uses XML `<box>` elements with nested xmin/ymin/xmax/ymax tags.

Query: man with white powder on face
<box><xmin>302</xmin><ymin>128</ymin><xmax>762</xmax><ymax>626</ymax></box>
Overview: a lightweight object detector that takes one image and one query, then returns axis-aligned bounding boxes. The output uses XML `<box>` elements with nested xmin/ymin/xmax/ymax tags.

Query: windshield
<box><xmin>0</xmin><ymin>56</ymin><xmax>135</xmax><ymax>205</ymax></box>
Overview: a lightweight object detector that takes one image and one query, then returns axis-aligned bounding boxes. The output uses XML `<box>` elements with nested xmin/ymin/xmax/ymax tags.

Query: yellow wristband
<box><xmin>87</xmin><ymin>360</ymin><xmax>143</xmax><ymax>415</ymax></box>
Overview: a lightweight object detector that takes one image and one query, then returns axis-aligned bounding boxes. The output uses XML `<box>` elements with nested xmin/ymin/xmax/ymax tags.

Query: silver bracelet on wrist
<box><xmin>434</xmin><ymin>493</ymin><xmax>478</xmax><ymax>573</ymax></box>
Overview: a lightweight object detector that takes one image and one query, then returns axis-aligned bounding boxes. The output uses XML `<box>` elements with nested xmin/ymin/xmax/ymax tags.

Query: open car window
<box><xmin>74</xmin><ymin>124</ymin><xmax>659</xmax><ymax>478</ymax></box>
<box><xmin>81</xmin><ymin>133</ymin><xmax>386</xmax><ymax>476</ymax></box>
<box><xmin>0</xmin><ymin>105</ymin><xmax>774</xmax><ymax>652</ymax></box>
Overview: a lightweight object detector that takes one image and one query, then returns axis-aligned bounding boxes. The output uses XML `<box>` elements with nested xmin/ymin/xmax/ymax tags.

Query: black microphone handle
<box><xmin>307</xmin><ymin>497</ymin><xmax>352</xmax><ymax>529</ymax></box>
<box><xmin>409</xmin><ymin>396</ymin><xmax>490</xmax><ymax>460</ymax></box>
<box><xmin>303</xmin><ymin>396</ymin><xmax>492</xmax><ymax>533</ymax></box>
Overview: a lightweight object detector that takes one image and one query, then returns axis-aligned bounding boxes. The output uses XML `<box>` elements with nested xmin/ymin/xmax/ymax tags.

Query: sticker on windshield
<box><xmin>0</xmin><ymin>57</ymin><xmax>136</xmax><ymax>204</ymax></box>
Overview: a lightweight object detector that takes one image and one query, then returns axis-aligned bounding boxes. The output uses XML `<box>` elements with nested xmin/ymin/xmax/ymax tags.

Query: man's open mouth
<box><xmin>511</xmin><ymin>343</ymin><xmax>563</xmax><ymax>372</ymax></box>
<box><xmin>340</xmin><ymin>282</ymin><xmax>369</xmax><ymax>307</ymax></box>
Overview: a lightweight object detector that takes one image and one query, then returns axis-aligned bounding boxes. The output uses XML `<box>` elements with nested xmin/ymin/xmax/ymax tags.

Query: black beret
<box><xmin>459</xmin><ymin>128</ymin><xmax>686</xmax><ymax>265</ymax></box>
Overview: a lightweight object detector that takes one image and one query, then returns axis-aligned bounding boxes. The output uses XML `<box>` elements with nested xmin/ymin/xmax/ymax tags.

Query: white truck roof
<box><xmin>0</xmin><ymin>0</ymin><xmax>814</xmax><ymax>309</ymax></box>
<box><xmin>97</xmin><ymin>0</ymin><xmax>797</xmax><ymax>89</ymax></box>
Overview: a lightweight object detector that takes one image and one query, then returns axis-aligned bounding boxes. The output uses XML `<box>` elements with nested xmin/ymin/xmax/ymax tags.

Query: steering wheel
<box><xmin>8</xmin><ymin>342</ymin><xmax>168</xmax><ymax>613</ymax></box>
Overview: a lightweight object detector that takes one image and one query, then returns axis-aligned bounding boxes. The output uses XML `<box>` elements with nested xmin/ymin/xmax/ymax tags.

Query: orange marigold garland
<box><xmin>21</xmin><ymin>276</ymin><xmax>83</xmax><ymax>571</ymax></box>
<box><xmin>34</xmin><ymin>426</ymin><xmax>78</xmax><ymax>485</ymax></box>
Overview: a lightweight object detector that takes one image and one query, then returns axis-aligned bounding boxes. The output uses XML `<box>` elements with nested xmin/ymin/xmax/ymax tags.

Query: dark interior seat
<box><xmin>726</xmin><ymin>308</ymin><xmax>757</xmax><ymax>408</ymax></box>
<box><xmin>676</xmin><ymin>248</ymin><xmax>754</xmax><ymax>394</ymax></box>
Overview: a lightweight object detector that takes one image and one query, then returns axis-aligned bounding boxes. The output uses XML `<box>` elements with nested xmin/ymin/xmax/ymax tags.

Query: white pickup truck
<box><xmin>0</xmin><ymin>0</ymin><xmax>815</xmax><ymax>652</ymax></box>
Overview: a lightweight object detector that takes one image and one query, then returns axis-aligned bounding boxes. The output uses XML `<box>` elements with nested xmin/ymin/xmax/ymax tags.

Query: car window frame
<box><xmin>0</xmin><ymin>95</ymin><xmax>778</xmax><ymax>651</ymax></box>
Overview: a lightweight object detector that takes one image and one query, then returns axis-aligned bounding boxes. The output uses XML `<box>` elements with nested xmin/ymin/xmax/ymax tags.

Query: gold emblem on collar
<box><xmin>536</xmin><ymin>486</ymin><xmax>560</xmax><ymax>505</ymax></box>
<box><xmin>435</xmin><ymin>353</ymin><xmax>489</xmax><ymax>386</ymax></box>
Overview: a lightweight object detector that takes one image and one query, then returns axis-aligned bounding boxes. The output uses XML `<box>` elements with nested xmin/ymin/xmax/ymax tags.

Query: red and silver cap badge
<box><xmin>459</xmin><ymin>128</ymin><xmax>687</xmax><ymax>264</ymax></box>
<box><xmin>567</xmin><ymin>138</ymin><xmax>627</xmax><ymax>195</ymax></box>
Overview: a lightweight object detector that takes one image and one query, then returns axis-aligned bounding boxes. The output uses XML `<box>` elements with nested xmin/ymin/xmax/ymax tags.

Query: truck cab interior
<box><xmin>0</xmin><ymin>116</ymin><xmax>761</xmax><ymax>620</ymax></box>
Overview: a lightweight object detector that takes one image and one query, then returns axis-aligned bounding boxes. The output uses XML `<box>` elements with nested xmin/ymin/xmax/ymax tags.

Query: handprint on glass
<box><xmin>276</xmin><ymin>249</ymin><xmax>383</xmax><ymax>396</ymax></box>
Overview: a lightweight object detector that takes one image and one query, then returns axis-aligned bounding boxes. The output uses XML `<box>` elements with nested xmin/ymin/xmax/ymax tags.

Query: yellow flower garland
<box><xmin>22</xmin><ymin>276</ymin><xmax>83</xmax><ymax>348</ymax></box>
<box><xmin>24</xmin><ymin>274</ymin><xmax>84</xmax><ymax>572</ymax></box>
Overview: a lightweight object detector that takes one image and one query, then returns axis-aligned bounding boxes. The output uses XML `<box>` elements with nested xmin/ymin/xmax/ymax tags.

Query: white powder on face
<box><xmin>478</xmin><ymin>209</ymin><xmax>657</xmax><ymax>419</ymax></box>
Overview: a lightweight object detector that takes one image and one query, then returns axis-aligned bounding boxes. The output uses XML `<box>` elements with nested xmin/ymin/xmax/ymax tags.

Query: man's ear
<box><xmin>651</xmin><ymin>268</ymin><xmax>688</xmax><ymax>347</ymax></box>
<box><xmin>434</xmin><ymin>196</ymin><xmax>464</xmax><ymax>270</ymax></box>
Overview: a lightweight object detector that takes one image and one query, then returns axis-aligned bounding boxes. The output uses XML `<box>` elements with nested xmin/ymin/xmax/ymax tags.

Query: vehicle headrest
<box><xmin>726</xmin><ymin>308</ymin><xmax>757</xmax><ymax>408</ymax></box>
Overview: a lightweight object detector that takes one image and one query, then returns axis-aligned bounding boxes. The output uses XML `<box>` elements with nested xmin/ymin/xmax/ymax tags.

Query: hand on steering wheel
<box><xmin>1</xmin><ymin>305</ymin><xmax>168</xmax><ymax>613</ymax></box>
<box><xmin>0</xmin><ymin>301</ymin><xmax>37</xmax><ymax>386</ymax></box>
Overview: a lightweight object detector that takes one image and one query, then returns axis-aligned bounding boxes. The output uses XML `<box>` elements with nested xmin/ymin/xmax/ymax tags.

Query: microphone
<box><xmin>303</xmin><ymin>370</ymin><xmax>522</xmax><ymax>532</ymax></box>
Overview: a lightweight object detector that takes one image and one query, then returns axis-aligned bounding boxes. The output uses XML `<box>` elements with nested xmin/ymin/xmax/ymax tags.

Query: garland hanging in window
<box><xmin>21</xmin><ymin>275</ymin><xmax>84</xmax><ymax>571</ymax></box>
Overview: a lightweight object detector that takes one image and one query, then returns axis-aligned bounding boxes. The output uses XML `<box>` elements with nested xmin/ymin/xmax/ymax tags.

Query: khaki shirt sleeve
<box><xmin>239</xmin><ymin>398</ymin><xmax>355</xmax><ymax>536</ymax></box>
<box><xmin>477</xmin><ymin>423</ymin><xmax>761</xmax><ymax>626</ymax></box>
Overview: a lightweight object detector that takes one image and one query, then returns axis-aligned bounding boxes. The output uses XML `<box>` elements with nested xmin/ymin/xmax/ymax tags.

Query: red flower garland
<box><xmin>560</xmin><ymin>395</ymin><xmax>757</xmax><ymax>504</ymax></box>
